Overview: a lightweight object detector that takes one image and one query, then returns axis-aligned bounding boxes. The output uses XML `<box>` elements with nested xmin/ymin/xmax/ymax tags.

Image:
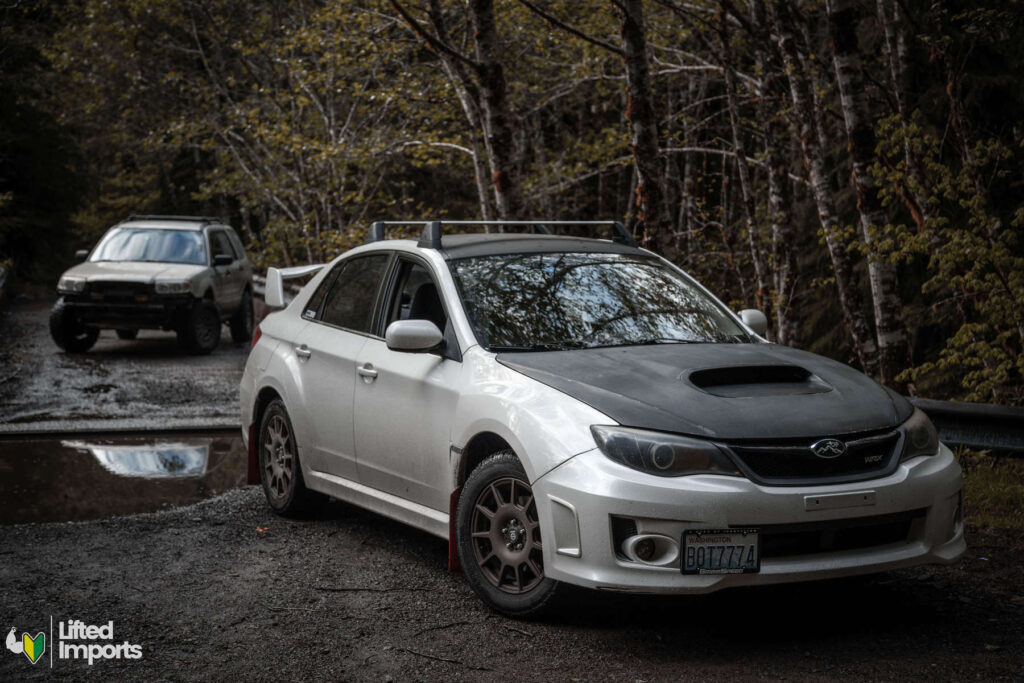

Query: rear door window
<box><xmin>318</xmin><ymin>254</ymin><xmax>391</xmax><ymax>334</ymax></box>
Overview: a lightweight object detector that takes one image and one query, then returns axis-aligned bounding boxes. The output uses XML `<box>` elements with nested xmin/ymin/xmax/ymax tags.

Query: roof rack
<box><xmin>366</xmin><ymin>220</ymin><xmax>637</xmax><ymax>249</ymax></box>
<box><xmin>124</xmin><ymin>214</ymin><xmax>222</xmax><ymax>224</ymax></box>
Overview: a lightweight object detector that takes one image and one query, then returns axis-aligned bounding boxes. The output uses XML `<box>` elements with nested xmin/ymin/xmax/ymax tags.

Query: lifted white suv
<box><xmin>240</xmin><ymin>220</ymin><xmax>964</xmax><ymax>617</ymax></box>
<box><xmin>51</xmin><ymin>215</ymin><xmax>254</xmax><ymax>354</ymax></box>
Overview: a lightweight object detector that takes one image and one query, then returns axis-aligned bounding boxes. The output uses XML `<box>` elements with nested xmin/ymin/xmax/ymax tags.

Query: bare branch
<box><xmin>515</xmin><ymin>0</ymin><xmax>623</xmax><ymax>56</ymax></box>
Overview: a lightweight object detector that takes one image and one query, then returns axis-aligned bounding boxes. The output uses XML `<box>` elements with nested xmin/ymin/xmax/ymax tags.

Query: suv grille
<box><xmin>747</xmin><ymin>508</ymin><xmax>924</xmax><ymax>558</ymax></box>
<box><xmin>87</xmin><ymin>281</ymin><xmax>154</xmax><ymax>303</ymax></box>
<box><xmin>723</xmin><ymin>431</ymin><xmax>901</xmax><ymax>486</ymax></box>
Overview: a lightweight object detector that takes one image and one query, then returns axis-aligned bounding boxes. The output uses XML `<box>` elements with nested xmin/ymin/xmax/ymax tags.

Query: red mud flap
<box><xmin>246</xmin><ymin>422</ymin><xmax>260</xmax><ymax>485</ymax></box>
<box><xmin>448</xmin><ymin>487</ymin><xmax>463</xmax><ymax>573</ymax></box>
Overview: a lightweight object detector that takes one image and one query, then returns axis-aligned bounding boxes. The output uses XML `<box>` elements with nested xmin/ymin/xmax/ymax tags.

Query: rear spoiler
<box><xmin>265</xmin><ymin>264</ymin><xmax>326</xmax><ymax>308</ymax></box>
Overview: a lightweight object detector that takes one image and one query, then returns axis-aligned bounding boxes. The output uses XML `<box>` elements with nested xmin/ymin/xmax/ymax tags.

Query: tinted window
<box><xmin>319</xmin><ymin>254</ymin><xmax>390</xmax><ymax>333</ymax></box>
<box><xmin>91</xmin><ymin>228</ymin><xmax>206</xmax><ymax>265</ymax></box>
<box><xmin>385</xmin><ymin>260</ymin><xmax>447</xmax><ymax>331</ymax></box>
<box><xmin>209</xmin><ymin>231</ymin><xmax>234</xmax><ymax>260</ymax></box>
<box><xmin>226</xmin><ymin>229</ymin><xmax>245</xmax><ymax>259</ymax></box>
<box><xmin>303</xmin><ymin>267</ymin><xmax>340</xmax><ymax>320</ymax></box>
<box><xmin>450</xmin><ymin>253</ymin><xmax>749</xmax><ymax>350</ymax></box>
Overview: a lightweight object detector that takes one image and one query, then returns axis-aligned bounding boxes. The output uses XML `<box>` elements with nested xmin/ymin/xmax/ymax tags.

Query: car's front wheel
<box><xmin>456</xmin><ymin>451</ymin><xmax>558</xmax><ymax>618</ymax></box>
<box><xmin>49</xmin><ymin>299</ymin><xmax>99</xmax><ymax>353</ymax></box>
<box><xmin>258</xmin><ymin>399</ymin><xmax>322</xmax><ymax>517</ymax></box>
<box><xmin>178</xmin><ymin>299</ymin><xmax>220</xmax><ymax>354</ymax></box>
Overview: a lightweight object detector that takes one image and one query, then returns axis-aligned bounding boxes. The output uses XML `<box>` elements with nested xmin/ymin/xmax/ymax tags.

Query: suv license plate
<box><xmin>682</xmin><ymin>528</ymin><xmax>760</xmax><ymax>574</ymax></box>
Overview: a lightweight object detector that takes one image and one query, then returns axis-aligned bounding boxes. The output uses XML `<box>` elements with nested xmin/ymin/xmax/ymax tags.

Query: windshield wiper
<box><xmin>489</xmin><ymin>342</ymin><xmax>583</xmax><ymax>352</ymax></box>
<box><xmin>589</xmin><ymin>338</ymin><xmax>705</xmax><ymax>348</ymax></box>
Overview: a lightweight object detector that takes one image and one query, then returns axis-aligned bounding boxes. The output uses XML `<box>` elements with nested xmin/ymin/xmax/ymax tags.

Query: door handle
<box><xmin>295</xmin><ymin>344</ymin><xmax>311</xmax><ymax>360</ymax></box>
<box><xmin>357</xmin><ymin>363</ymin><xmax>378</xmax><ymax>380</ymax></box>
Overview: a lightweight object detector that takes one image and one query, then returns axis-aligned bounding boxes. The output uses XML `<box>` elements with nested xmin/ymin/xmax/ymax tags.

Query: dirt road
<box><xmin>0</xmin><ymin>297</ymin><xmax>247</xmax><ymax>433</ymax></box>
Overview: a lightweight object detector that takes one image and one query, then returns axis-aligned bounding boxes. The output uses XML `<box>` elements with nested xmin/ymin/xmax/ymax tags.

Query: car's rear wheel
<box><xmin>456</xmin><ymin>451</ymin><xmax>558</xmax><ymax>618</ymax></box>
<box><xmin>115</xmin><ymin>329</ymin><xmax>138</xmax><ymax>340</ymax></box>
<box><xmin>258</xmin><ymin>399</ymin><xmax>321</xmax><ymax>517</ymax></box>
<box><xmin>49</xmin><ymin>299</ymin><xmax>99</xmax><ymax>353</ymax></box>
<box><xmin>229</xmin><ymin>290</ymin><xmax>254</xmax><ymax>344</ymax></box>
<box><xmin>178</xmin><ymin>299</ymin><xmax>220</xmax><ymax>354</ymax></box>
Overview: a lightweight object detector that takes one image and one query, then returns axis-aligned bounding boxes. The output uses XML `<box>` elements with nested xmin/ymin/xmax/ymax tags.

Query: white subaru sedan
<box><xmin>240</xmin><ymin>220</ymin><xmax>964</xmax><ymax>617</ymax></box>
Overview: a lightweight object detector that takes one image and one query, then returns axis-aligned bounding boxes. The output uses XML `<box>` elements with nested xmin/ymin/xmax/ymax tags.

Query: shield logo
<box><xmin>22</xmin><ymin>632</ymin><xmax>45</xmax><ymax>665</ymax></box>
<box><xmin>810</xmin><ymin>438</ymin><xmax>846</xmax><ymax>459</ymax></box>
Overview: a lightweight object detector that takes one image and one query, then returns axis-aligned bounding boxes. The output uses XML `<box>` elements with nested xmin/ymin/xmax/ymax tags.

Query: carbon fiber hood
<box><xmin>497</xmin><ymin>343</ymin><xmax>912</xmax><ymax>440</ymax></box>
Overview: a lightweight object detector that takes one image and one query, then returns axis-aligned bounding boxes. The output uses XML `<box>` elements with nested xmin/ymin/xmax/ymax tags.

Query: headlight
<box><xmin>900</xmin><ymin>407</ymin><xmax>939</xmax><ymax>461</ymax></box>
<box><xmin>154</xmin><ymin>280</ymin><xmax>192</xmax><ymax>294</ymax></box>
<box><xmin>591</xmin><ymin>425</ymin><xmax>741</xmax><ymax>477</ymax></box>
<box><xmin>57</xmin><ymin>276</ymin><xmax>86</xmax><ymax>294</ymax></box>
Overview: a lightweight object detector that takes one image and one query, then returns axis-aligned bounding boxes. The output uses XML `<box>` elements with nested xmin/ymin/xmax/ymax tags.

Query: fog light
<box><xmin>634</xmin><ymin>537</ymin><xmax>656</xmax><ymax>561</ymax></box>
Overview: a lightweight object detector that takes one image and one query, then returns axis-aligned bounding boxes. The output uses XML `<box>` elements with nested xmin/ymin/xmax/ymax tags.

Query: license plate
<box><xmin>682</xmin><ymin>528</ymin><xmax>760</xmax><ymax>574</ymax></box>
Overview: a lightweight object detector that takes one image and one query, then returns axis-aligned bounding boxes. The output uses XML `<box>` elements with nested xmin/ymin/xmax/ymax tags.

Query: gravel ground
<box><xmin>0</xmin><ymin>297</ymin><xmax>246</xmax><ymax>433</ymax></box>
<box><xmin>1</xmin><ymin>488</ymin><xmax>1022</xmax><ymax>681</ymax></box>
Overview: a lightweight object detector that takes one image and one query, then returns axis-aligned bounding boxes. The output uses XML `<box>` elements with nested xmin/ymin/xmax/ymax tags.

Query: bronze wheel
<box><xmin>257</xmin><ymin>399</ymin><xmax>322</xmax><ymax>517</ymax></box>
<box><xmin>457</xmin><ymin>450</ymin><xmax>558</xmax><ymax>617</ymax></box>
<box><xmin>470</xmin><ymin>476</ymin><xmax>544</xmax><ymax>594</ymax></box>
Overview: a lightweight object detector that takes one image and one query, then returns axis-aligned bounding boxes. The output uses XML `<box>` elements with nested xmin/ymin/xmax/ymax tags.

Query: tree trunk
<box><xmin>616</xmin><ymin>0</ymin><xmax>675</xmax><ymax>259</ymax></box>
<box><xmin>720</xmin><ymin>17</ymin><xmax>769</xmax><ymax>314</ymax></box>
<box><xmin>828</xmin><ymin>0</ymin><xmax>911</xmax><ymax>390</ymax></box>
<box><xmin>770</xmin><ymin>0</ymin><xmax>879</xmax><ymax>376</ymax></box>
<box><xmin>468</xmin><ymin>0</ymin><xmax>522</xmax><ymax>220</ymax></box>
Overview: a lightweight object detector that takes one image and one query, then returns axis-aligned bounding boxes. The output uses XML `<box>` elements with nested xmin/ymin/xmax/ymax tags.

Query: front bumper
<box><xmin>62</xmin><ymin>295</ymin><xmax>195</xmax><ymax>330</ymax></box>
<box><xmin>532</xmin><ymin>443</ymin><xmax>964</xmax><ymax>594</ymax></box>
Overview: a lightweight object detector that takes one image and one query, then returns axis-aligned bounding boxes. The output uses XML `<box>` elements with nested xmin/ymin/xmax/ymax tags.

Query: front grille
<box><xmin>724</xmin><ymin>431</ymin><xmax>900</xmax><ymax>485</ymax></box>
<box><xmin>747</xmin><ymin>508</ymin><xmax>924</xmax><ymax>558</ymax></box>
<box><xmin>87</xmin><ymin>281</ymin><xmax>154</xmax><ymax>303</ymax></box>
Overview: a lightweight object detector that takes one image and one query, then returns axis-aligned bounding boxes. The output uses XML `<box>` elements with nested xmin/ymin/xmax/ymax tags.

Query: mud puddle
<box><xmin>0</xmin><ymin>430</ymin><xmax>247</xmax><ymax>524</ymax></box>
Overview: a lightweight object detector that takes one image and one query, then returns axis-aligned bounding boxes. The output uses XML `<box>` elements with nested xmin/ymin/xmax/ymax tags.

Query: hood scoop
<box><xmin>687</xmin><ymin>364</ymin><xmax>833</xmax><ymax>398</ymax></box>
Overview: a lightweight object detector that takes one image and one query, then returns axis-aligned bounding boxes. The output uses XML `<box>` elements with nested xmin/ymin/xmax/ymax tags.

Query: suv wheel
<box><xmin>116</xmin><ymin>329</ymin><xmax>138</xmax><ymax>340</ymax></box>
<box><xmin>178</xmin><ymin>299</ymin><xmax>220</xmax><ymax>354</ymax></box>
<box><xmin>456</xmin><ymin>451</ymin><xmax>558</xmax><ymax>618</ymax></box>
<box><xmin>229</xmin><ymin>290</ymin><xmax>254</xmax><ymax>344</ymax></box>
<box><xmin>49</xmin><ymin>299</ymin><xmax>99</xmax><ymax>353</ymax></box>
<box><xmin>258</xmin><ymin>399</ymin><xmax>322</xmax><ymax>517</ymax></box>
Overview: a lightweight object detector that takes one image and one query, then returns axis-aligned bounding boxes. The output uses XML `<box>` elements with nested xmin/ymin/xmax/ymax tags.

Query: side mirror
<box><xmin>213</xmin><ymin>254</ymin><xmax>234</xmax><ymax>267</ymax></box>
<box><xmin>738</xmin><ymin>309</ymin><xmax>768</xmax><ymax>337</ymax></box>
<box><xmin>385</xmin><ymin>319</ymin><xmax>444</xmax><ymax>353</ymax></box>
<box><xmin>75</xmin><ymin>249</ymin><xmax>89</xmax><ymax>262</ymax></box>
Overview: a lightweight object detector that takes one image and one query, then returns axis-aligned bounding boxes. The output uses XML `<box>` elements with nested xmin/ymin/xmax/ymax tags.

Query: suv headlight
<box><xmin>155</xmin><ymin>280</ymin><xmax>192</xmax><ymax>294</ymax></box>
<box><xmin>591</xmin><ymin>425</ymin><xmax>741</xmax><ymax>477</ymax></box>
<box><xmin>57</xmin><ymin>276</ymin><xmax>87</xmax><ymax>294</ymax></box>
<box><xmin>900</xmin><ymin>407</ymin><xmax>939</xmax><ymax>461</ymax></box>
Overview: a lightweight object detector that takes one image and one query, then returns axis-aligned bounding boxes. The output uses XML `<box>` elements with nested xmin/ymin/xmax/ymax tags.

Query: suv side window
<box><xmin>209</xmin><ymin>231</ymin><xmax>235</xmax><ymax>261</ymax></box>
<box><xmin>319</xmin><ymin>254</ymin><xmax>390</xmax><ymax>333</ymax></box>
<box><xmin>385</xmin><ymin>259</ymin><xmax>448</xmax><ymax>332</ymax></box>
<box><xmin>225</xmin><ymin>229</ymin><xmax>246</xmax><ymax>260</ymax></box>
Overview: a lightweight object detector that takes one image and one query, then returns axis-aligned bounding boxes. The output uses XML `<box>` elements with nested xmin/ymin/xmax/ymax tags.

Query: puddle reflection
<box><xmin>0</xmin><ymin>431</ymin><xmax>247</xmax><ymax>524</ymax></box>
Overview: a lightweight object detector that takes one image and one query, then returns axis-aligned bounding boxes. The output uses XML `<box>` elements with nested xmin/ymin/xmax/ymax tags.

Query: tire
<box><xmin>229</xmin><ymin>290</ymin><xmax>254</xmax><ymax>344</ymax></box>
<box><xmin>178</xmin><ymin>299</ymin><xmax>220</xmax><ymax>354</ymax></box>
<box><xmin>456</xmin><ymin>450</ymin><xmax>558</xmax><ymax>618</ymax></box>
<box><xmin>116</xmin><ymin>329</ymin><xmax>138</xmax><ymax>340</ymax></box>
<box><xmin>257</xmin><ymin>399</ymin><xmax>322</xmax><ymax>517</ymax></box>
<box><xmin>49</xmin><ymin>299</ymin><xmax>98</xmax><ymax>353</ymax></box>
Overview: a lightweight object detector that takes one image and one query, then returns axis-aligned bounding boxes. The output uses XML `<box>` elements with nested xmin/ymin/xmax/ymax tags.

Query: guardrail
<box><xmin>912</xmin><ymin>398</ymin><xmax>1024</xmax><ymax>455</ymax></box>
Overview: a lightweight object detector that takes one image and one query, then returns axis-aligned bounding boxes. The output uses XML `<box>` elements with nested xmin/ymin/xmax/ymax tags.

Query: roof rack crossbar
<box><xmin>364</xmin><ymin>220</ymin><xmax>636</xmax><ymax>249</ymax></box>
<box><xmin>125</xmin><ymin>214</ymin><xmax>221</xmax><ymax>223</ymax></box>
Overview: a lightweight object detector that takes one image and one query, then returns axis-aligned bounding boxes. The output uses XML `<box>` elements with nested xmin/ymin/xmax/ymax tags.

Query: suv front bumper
<box><xmin>532</xmin><ymin>443</ymin><xmax>964</xmax><ymax>594</ymax></box>
<box><xmin>62</xmin><ymin>294</ymin><xmax>196</xmax><ymax>330</ymax></box>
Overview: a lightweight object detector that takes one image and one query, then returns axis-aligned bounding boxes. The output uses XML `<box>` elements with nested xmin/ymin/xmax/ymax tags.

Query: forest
<box><xmin>0</xmin><ymin>0</ymin><xmax>1022</xmax><ymax>405</ymax></box>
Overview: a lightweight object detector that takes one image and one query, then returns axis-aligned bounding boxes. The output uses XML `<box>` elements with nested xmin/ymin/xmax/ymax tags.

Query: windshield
<box><xmin>450</xmin><ymin>252</ymin><xmax>750</xmax><ymax>350</ymax></box>
<box><xmin>90</xmin><ymin>228</ymin><xmax>207</xmax><ymax>265</ymax></box>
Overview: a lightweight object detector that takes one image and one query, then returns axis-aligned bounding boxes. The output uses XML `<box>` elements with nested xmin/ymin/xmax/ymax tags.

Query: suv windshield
<box><xmin>450</xmin><ymin>252</ymin><xmax>750</xmax><ymax>350</ymax></box>
<box><xmin>90</xmin><ymin>228</ymin><xmax>207</xmax><ymax>265</ymax></box>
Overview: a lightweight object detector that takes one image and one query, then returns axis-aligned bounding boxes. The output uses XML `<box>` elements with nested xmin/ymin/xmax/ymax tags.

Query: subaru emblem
<box><xmin>810</xmin><ymin>438</ymin><xmax>846</xmax><ymax>459</ymax></box>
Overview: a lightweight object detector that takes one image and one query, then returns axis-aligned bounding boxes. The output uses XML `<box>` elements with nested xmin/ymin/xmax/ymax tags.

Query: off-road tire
<box><xmin>456</xmin><ymin>450</ymin><xmax>559</xmax><ymax>618</ymax></box>
<box><xmin>116</xmin><ymin>329</ymin><xmax>138</xmax><ymax>340</ymax></box>
<box><xmin>229</xmin><ymin>290</ymin><xmax>254</xmax><ymax>344</ymax></box>
<box><xmin>258</xmin><ymin>399</ymin><xmax>323</xmax><ymax>517</ymax></box>
<box><xmin>49</xmin><ymin>298</ymin><xmax>99</xmax><ymax>353</ymax></box>
<box><xmin>178</xmin><ymin>299</ymin><xmax>220</xmax><ymax>354</ymax></box>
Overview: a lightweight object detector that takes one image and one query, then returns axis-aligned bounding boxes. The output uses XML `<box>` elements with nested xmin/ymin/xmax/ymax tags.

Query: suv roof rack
<box><xmin>124</xmin><ymin>214</ymin><xmax>222</xmax><ymax>224</ymax></box>
<box><xmin>366</xmin><ymin>220</ymin><xmax>637</xmax><ymax>249</ymax></box>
